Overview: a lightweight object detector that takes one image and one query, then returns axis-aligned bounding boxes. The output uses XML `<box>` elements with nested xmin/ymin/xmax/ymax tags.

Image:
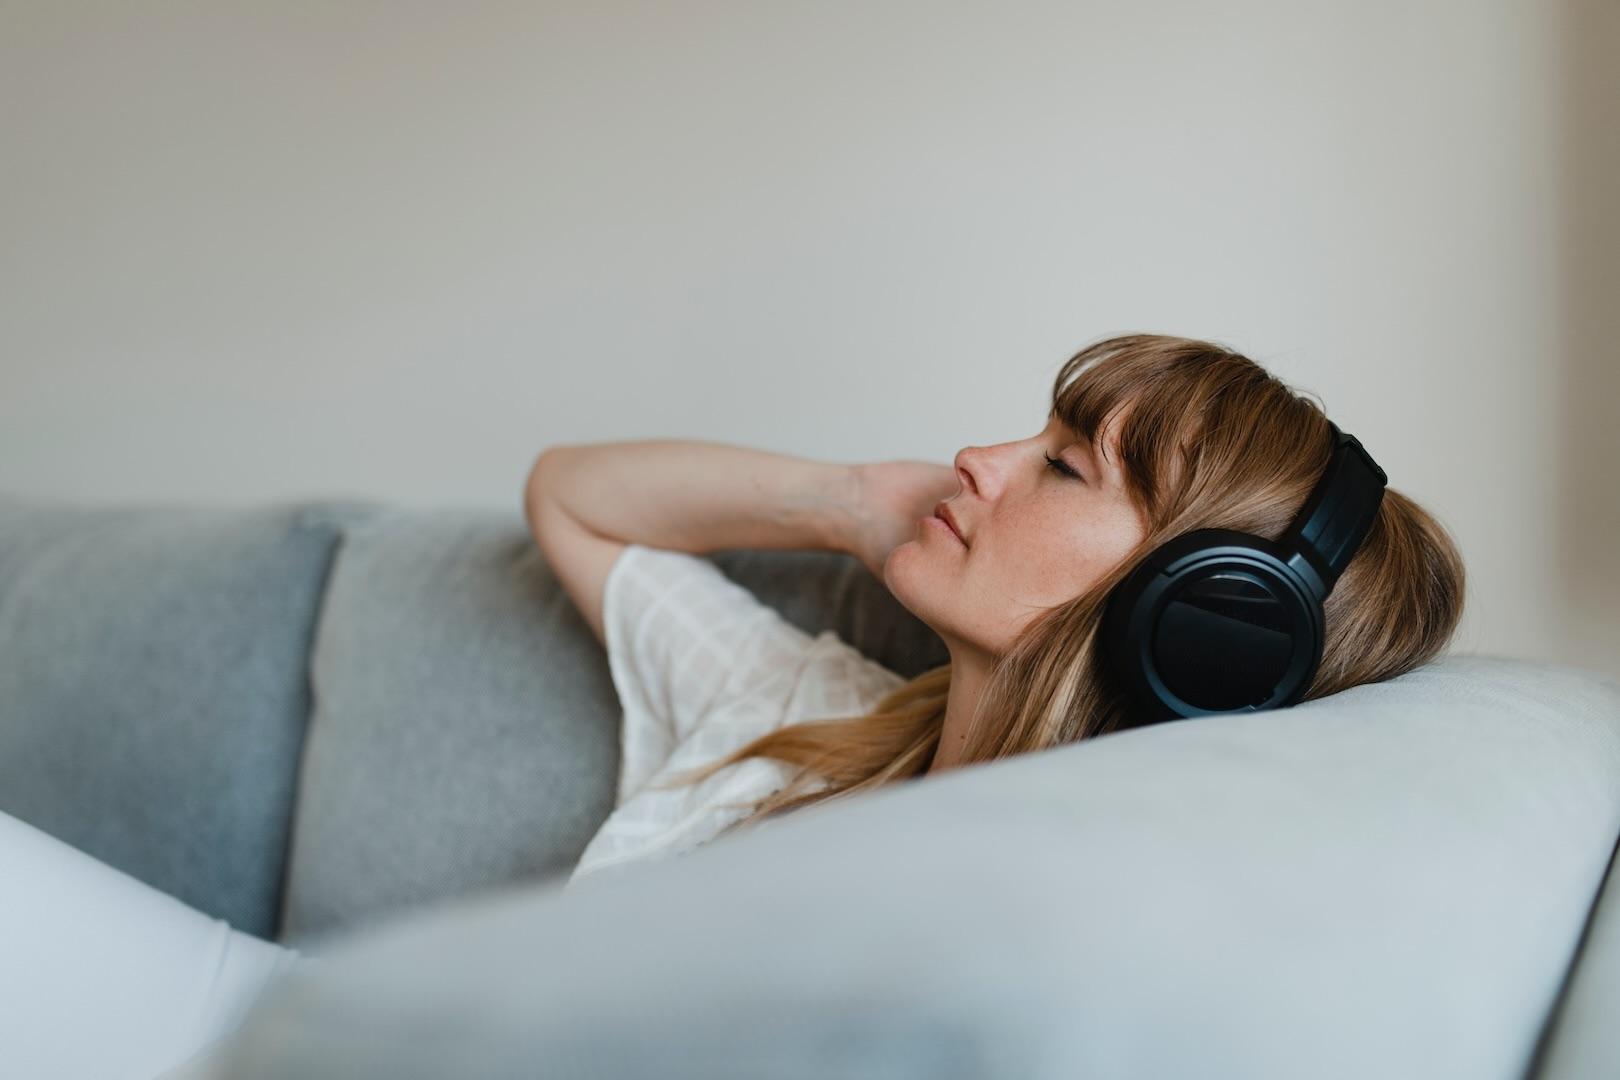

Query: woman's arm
<box><xmin>525</xmin><ymin>439</ymin><xmax>861</xmax><ymax>556</ymax></box>
<box><xmin>523</xmin><ymin>440</ymin><xmax>860</xmax><ymax>649</ymax></box>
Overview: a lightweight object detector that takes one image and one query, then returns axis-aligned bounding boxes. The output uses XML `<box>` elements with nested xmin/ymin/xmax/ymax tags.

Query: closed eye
<box><xmin>1044</xmin><ymin>451</ymin><xmax>1082</xmax><ymax>480</ymax></box>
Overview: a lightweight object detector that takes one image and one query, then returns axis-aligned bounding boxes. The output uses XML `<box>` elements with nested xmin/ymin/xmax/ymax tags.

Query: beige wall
<box><xmin>1</xmin><ymin>1</ymin><xmax>1615</xmax><ymax>679</ymax></box>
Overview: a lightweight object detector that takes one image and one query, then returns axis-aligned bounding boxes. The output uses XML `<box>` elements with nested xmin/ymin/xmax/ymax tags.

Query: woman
<box><xmin>534</xmin><ymin>332</ymin><xmax>1466</xmax><ymax>886</ymax></box>
<box><xmin>2</xmin><ymin>332</ymin><xmax>1466</xmax><ymax>1075</ymax></box>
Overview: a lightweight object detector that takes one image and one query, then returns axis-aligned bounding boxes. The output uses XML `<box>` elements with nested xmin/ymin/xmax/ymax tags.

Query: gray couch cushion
<box><xmin>0</xmin><ymin>497</ymin><xmax>350</xmax><ymax>939</ymax></box>
<box><xmin>276</xmin><ymin>507</ymin><xmax>621</xmax><ymax>944</ymax></box>
<box><xmin>211</xmin><ymin>655</ymin><xmax>1620</xmax><ymax>1079</ymax></box>
<box><xmin>277</xmin><ymin>525</ymin><xmax>947</xmax><ymax>945</ymax></box>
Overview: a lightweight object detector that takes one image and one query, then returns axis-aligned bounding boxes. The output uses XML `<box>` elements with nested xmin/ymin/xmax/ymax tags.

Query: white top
<box><xmin>564</xmin><ymin>543</ymin><xmax>907</xmax><ymax>889</ymax></box>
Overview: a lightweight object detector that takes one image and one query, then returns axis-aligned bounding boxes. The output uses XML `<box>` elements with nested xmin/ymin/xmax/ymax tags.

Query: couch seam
<box><xmin>266</xmin><ymin>508</ymin><xmax>362</xmax><ymax>943</ymax></box>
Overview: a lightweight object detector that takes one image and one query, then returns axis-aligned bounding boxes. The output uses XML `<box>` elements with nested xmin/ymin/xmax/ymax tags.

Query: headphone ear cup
<box><xmin>1150</xmin><ymin>567</ymin><xmax>1307</xmax><ymax>709</ymax></box>
<box><xmin>1101</xmin><ymin>530</ymin><xmax>1325</xmax><ymax>723</ymax></box>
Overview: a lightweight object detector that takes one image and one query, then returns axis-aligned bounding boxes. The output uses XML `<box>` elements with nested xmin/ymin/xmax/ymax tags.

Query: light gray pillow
<box><xmin>0</xmin><ymin>498</ymin><xmax>353</xmax><ymax>937</ymax></box>
<box><xmin>206</xmin><ymin>655</ymin><xmax>1620</xmax><ymax>1080</ymax></box>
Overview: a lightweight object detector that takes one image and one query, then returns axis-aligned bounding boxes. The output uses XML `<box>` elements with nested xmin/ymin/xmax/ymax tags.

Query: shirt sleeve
<box><xmin>601</xmin><ymin>543</ymin><xmax>839</xmax><ymax>805</ymax></box>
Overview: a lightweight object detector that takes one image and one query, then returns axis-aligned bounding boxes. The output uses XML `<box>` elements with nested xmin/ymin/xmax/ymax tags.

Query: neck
<box><xmin>925</xmin><ymin>647</ymin><xmax>993</xmax><ymax>776</ymax></box>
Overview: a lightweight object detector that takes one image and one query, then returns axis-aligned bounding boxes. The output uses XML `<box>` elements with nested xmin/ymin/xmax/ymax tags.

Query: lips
<box><xmin>933</xmin><ymin>502</ymin><xmax>967</xmax><ymax>546</ymax></box>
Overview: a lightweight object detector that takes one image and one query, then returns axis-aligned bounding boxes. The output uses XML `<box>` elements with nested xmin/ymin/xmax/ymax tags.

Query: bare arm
<box><xmin>526</xmin><ymin>439</ymin><xmax>860</xmax><ymax>555</ymax></box>
<box><xmin>523</xmin><ymin>440</ymin><xmax>861</xmax><ymax>647</ymax></box>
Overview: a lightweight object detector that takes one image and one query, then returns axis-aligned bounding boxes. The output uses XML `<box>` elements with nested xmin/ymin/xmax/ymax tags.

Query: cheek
<box><xmin>1031</xmin><ymin>516</ymin><xmax>1134</xmax><ymax>596</ymax></box>
<box><xmin>1080</xmin><ymin>513</ymin><xmax>1148</xmax><ymax>589</ymax></box>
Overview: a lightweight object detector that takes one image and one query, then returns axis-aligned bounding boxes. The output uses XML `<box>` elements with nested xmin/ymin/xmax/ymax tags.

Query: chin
<box><xmin>879</xmin><ymin>542</ymin><xmax>932</xmax><ymax>614</ymax></box>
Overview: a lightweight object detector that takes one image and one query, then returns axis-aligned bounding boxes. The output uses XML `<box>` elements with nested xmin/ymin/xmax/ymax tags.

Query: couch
<box><xmin>1</xmin><ymin>495</ymin><xmax>1616</xmax><ymax>1079</ymax></box>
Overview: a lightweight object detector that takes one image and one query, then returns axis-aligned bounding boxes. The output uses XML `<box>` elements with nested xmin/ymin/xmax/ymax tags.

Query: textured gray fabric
<box><xmin>209</xmin><ymin>654</ymin><xmax>1620</xmax><ymax>1080</ymax></box>
<box><xmin>0</xmin><ymin>496</ymin><xmax>352</xmax><ymax>938</ymax></box>
<box><xmin>276</xmin><ymin>529</ymin><xmax>946</xmax><ymax>946</ymax></box>
<box><xmin>276</xmin><ymin>507</ymin><xmax>621</xmax><ymax>945</ymax></box>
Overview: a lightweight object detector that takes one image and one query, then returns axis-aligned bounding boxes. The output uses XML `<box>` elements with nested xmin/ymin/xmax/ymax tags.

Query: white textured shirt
<box><xmin>564</xmin><ymin>543</ymin><xmax>906</xmax><ymax>889</ymax></box>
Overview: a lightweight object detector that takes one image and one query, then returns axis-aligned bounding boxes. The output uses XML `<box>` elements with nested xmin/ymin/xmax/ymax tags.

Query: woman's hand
<box><xmin>844</xmin><ymin>460</ymin><xmax>961</xmax><ymax>582</ymax></box>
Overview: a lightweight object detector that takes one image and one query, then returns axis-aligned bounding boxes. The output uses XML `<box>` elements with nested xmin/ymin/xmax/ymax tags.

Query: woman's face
<box><xmin>886</xmin><ymin>406</ymin><xmax>1148</xmax><ymax>660</ymax></box>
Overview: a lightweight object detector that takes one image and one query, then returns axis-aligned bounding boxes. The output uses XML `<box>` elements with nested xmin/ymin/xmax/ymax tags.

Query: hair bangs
<box><xmin>1050</xmin><ymin>334</ymin><xmax>1245</xmax><ymax>522</ymax></box>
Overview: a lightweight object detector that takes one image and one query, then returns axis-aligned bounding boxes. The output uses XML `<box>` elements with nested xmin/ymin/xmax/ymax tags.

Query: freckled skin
<box><xmin>885</xmin><ymin>407</ymin><xmax>1147</xmax><ymax>664</ymax></box>
<box><xmin>889</xmin><ymin>406</ymin><xmax>1149</xmax><ymax>774</ymax></box>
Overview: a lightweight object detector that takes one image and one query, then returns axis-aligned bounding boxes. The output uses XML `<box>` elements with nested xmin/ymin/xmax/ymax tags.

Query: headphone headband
<box><xmin>1281</xmin><ymin>422</ymin><xmax>1388</xmax><ymax>594</ymax></box>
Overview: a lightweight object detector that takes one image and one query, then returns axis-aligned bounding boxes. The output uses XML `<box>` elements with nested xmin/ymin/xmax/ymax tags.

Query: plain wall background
<box><xmin>1</xmin><ymin>1</ymin><xmax>1615</xmax><ymax>680</ymax></box>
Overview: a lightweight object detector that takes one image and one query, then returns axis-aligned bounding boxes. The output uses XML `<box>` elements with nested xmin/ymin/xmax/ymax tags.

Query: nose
<box><xmin>956</xmin><ymin>431</ymin><xmax>1040</xmax><ymax>500</ymax></box>
<box><xmin>953</xmin><ymin>442</ymin><xmax>999</xmax><ymax>497</ymax></box>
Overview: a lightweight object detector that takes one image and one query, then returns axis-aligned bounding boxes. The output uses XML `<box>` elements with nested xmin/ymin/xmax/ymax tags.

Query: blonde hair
<box><xmin>649</xmin><ymin>333</ymin><xmax>1467</xmax><ymax>837</ymax></box>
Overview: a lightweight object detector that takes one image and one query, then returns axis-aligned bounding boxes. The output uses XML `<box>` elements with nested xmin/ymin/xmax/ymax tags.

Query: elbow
<box><xmin>524</xmin><ymin>446</ymin><xmax>574</xmax><ymax>528</ymax></box>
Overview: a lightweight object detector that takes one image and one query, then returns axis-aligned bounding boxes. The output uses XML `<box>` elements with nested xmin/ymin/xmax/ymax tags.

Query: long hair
<box><xmin>647</xmin><ymin>333</ymin><xmax>1468</xmax><ymax>838</ymax></box>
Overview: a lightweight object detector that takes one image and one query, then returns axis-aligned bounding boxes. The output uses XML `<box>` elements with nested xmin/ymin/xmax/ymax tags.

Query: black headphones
<box><xmin>1098</xmin><ymin>421</ymin><xmax>1387</xmax><ymax>727</ymax></box>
